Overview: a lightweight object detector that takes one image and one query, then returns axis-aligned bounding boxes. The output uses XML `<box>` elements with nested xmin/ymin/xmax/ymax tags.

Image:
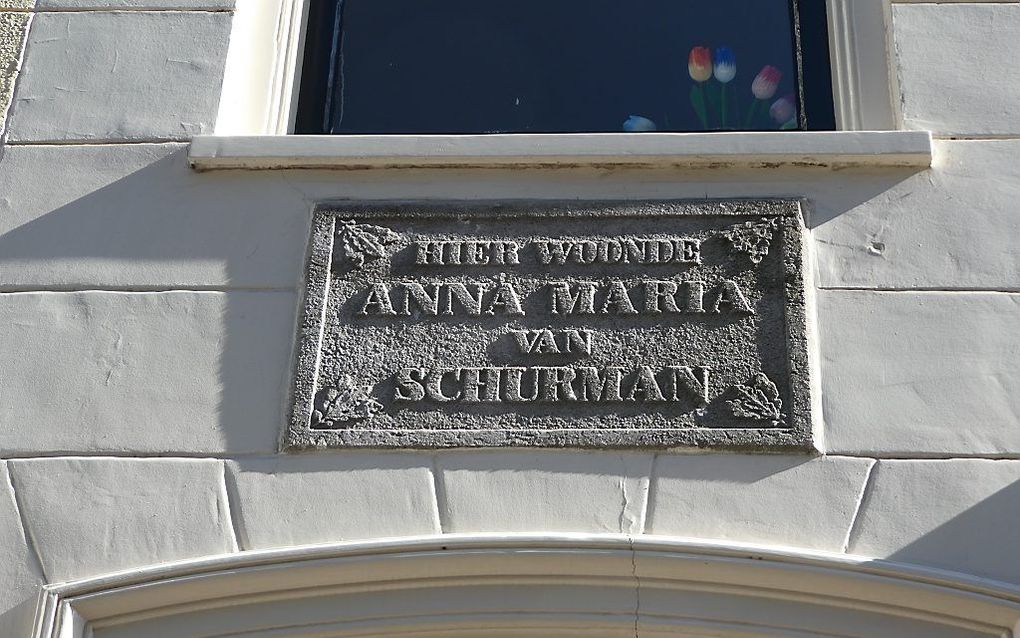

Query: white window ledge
<box><xmin>188</xmin><ymin>131</ymin><xmax>932</xmax><ymax>171</ymax></box>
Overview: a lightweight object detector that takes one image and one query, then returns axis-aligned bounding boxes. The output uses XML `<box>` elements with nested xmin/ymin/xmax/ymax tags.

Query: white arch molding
<box><xmin>32</xmin><ymin>534</ymin><xmax>1020</xmax><ymax>638</ymax></box>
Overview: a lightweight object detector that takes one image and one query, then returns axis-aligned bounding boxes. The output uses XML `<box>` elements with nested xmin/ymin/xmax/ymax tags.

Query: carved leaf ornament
<box><xmin>311</xmin><ymin>375</ymin><xmax>383</xmax><ymax>428</ymax></box>
<box><xmin>723</xmin><ymin>217</ymin><xmax>779</xmax><ymax>264</ymax></box>
<box><xmin>336</xmin><ymin>219</ymin><xmax>398</xmax><ymax>268</ymax></box>
<box><xmin>728</xmin><ymin>373</ymin><xmax>784</xmax><ymax>425</ymax></box>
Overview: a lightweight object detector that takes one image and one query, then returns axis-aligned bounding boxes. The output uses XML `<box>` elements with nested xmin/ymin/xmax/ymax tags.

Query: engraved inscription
<box><xmin>286</xmin><ymin>201</ymin><xmax>812</xmax><ymax>450</ymax></box>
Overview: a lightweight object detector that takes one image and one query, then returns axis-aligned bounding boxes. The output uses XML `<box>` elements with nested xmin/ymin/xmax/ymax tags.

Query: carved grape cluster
<box><xmin>722</xmin><ymin>217</ymin><xmax>779</xmax><ymax>264</ymax></box>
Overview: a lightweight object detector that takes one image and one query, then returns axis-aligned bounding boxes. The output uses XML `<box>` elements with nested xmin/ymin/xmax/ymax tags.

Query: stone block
<box><xmin>814</xmin><ymin>140</ymin><xmax>1020</xmax><ymax>290</ymax></box>
<box><xmin>0</xmin><ymin>143</ymin><xmax>311</xmax><ymax>290</ymax></box>
<box><xmin>0</xmin><ymin>11</ymin><xmax>29</xmax><ymax>134</ymax></box>
<box><xmin>849</xmin><ymin>459</ymin><xmax>1020</xmax><ymax>584</ymax></box>
<box><xmin>435</xmin><ymin>451</ymin><xmax>652</xmax><ymax>533</ymax></box>
<box><xmin>0</xmin><ymin>1</ymin><xmax>33</xmax><ymax>9</ymax></box>
<box><xmin>0</xmin><ymin>462</ymin><xmax>46</xmax><ymax>637</ymax></box>
<box><xmin>226</xmin><ymin>454</ymin><xmax>440</xmax><ymax>549</ymax></box>
<box><xmin>894</xmin><ymin>4</ymin><xmax>1020</xmax><ymax>136</ymax></box>
<box><xmin>647</xmin><ymin>454</ymin><xmax>873</xmax><ymax>551</ymax></box>
<box><xmin>819</xmin><ymin>291</ymin><xmax>1020</xmax><ymax>456</ymax></box>
<box><xmin>7</xmin><ymin>11</ymin><xmax>230</xmax><ymax>141</ymax></box>
<box><xmin>8</xmin><ymin>457</ymin><xmax>235</xmax><ymax>582</ymax></box>
<box><xmin>0</xmin><ymin>291</ymin><xmax>295</xmax><ymax>455</ymax></box>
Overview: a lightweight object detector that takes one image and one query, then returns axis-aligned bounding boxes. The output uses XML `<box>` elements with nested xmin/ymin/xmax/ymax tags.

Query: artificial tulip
<box><xmin>713</xmin><ymin>47</ymin><xmax>736</xmax><ymax>83</ymax></box>
<box><xmin>769</xmin><ymin>94</ymin><xmax>796</xmax><ymax>125</ymax></box>
<box><xmin>688</xmin><ymin>47</ymin><xmax>712</xmax><ymax>83</ymax></box>
<box><xmin>751</xmin><ymin>65</ymin><xmax>782</xmax><ymax>100</ymax></box>
<box><xmin>622</xmin><ymin>115</ymin><xmax>657</xmax><ymax>132</ymax></box>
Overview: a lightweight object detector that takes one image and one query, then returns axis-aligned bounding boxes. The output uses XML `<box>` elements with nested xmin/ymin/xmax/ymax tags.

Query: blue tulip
<box><xmin>713</xmin><ymin>47</ymin><xmax>736</xmax><ymax>83</ymax></box>
<box><xmin>623</xmin><ymin>115</ymin><xmax>657</xmax><ymax>132</ymax></box>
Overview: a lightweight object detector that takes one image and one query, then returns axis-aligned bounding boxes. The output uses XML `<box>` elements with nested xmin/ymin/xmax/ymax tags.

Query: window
<box><xmin>294</xmin><ymin>0</ymin><xmax>836</xmax><ymax>135</ymax></box>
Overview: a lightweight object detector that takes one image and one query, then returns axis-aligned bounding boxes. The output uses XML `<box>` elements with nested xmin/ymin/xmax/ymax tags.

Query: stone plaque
<box><xmin>285</xmin><ymin>201</ymin><xmax>812</xmax><ymax>450</ymax></box>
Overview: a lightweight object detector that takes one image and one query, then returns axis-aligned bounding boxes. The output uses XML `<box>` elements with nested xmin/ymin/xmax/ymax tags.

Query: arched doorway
<box><xmin>35</xmin><ymin>534</ymin><xmax>1020</xmax><ymax>638</ymax></box>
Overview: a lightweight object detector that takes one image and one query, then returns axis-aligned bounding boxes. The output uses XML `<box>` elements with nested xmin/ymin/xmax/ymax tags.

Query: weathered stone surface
<box><xmin>0</xmin><ymin>0</ymin><xmax>32</xmax><ymax>9</ymax></box>
<box><xmin>287</xmin><ymin>202</ymin><xmax>812</xmax><ymax>450</ymax></box>
<box><xmin>0</xmin><ymin>11</ymin><xmax>29</xmax><ymax>134</ymax></box>
<box><xmin>0</xmin><ymin>291</ymin><xmax>295</xmax><ymax>455</ymax></box>
<box><xmin>37</xmin><ymin>0</ymin><xmax>230</xmax><ymax>8</ymax></box>
<box><xmin>894</xmin><ymin>4</ymin><xmax>1020</xmax><ymax>136</ymax></box>
<box><xmin>647</xmin><ymin>454</ymin><xmax>874</xmax><ymax>551</ymax></box>
<box><xmin>849</xmin><ymin>459</ymin><xmax>1020</xmax><ymax>584</ymax></box>
<box><xmin>819</xmin><ymin>291</ymin><xmax>1020</xmax><ymax>456</ymax></box>
<box><xmin>7</xmin><ymin>11</ymin><xmax>230</xmax><ymax>141</ymax></box>
<box><xmin>436</xmin><ymin>451</ymin><xmax>652</xmax><ymax>533</ymax></box>
<box><xmin>226</xmin><ymin>455</ymin><xmax>440</xmax><ymax>549</ymax></box>
<box><xmin>0</xmin><ymin>143</ymin><xmax>312</xmax><ymax>290</ymax></box>
<box><xmin>813</xmin><ymin>141</ymin><xmax>1020</xmax><ymax>290</ymax></box>
<box><xmin>8</xmin><ymin>458</ymin><xmax>235</xmax><ymax>582</ymax></box>
<box><xmin>0</xmin><ymin>462</ymin><xmax>45</xmax><ymax>637</ymax></box>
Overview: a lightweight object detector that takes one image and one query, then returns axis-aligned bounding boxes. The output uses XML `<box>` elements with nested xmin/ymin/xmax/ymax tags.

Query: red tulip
<box><xmin>751</xmin><ymin>65</ymin><xmax>782</xmax><ymax>100</ymax></box>
<box><xmin>688</xmin><ymin>47</ymin><xmax>712</xmax><ymax>82</ymax></box>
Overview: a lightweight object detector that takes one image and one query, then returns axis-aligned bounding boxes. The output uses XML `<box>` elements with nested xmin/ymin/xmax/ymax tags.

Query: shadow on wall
<box><xmin>0</xmin><ymin>143</ymin><xmax>920</xmax><ymax>455</ymax></box>
<box><xmin>0</xmin><ymin>146</ymin><xmax>310</xmax><ymax>455</ymax></box>
<box><xmin>854</xmin><ymin>470</ymin><xmax>1020</xmax><ymax>586</ymax></box>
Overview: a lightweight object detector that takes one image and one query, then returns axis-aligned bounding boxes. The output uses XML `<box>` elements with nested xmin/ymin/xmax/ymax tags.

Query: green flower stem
<box><xmin>690</xmin><ymin>84</ymin><xmax>709</xmax><ymax>129</ymax></box>
<box><xmin>698</xmin><ymin>84</ymin><xmax>708</xmax><ymax>129</ymax></box>
<box><xmin>721</xmin><ymin>85</ymin><xmax>728</xmax><ymax>129</ymax></box>
<box><xmin>744</xmin><ymin>99</ymin><xmax>760</xmax><ymax>129</ymax></box>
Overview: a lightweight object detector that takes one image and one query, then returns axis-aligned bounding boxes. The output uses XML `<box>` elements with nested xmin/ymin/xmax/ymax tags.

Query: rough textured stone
<box><xmin>8</xmin><ymin>457</ymin><xmax>235</xmax><ymax>582</ymax></box>
<box><xmin>7</xmin><ymin>11</ymin><xmax>231</xmax><ymax>141</ymax></box>
<box><xmin>0</xmin><ymin>143</ymin><xmax>312</xmax><ymax>290</ymax></box>
<box><xmin>436</xmin><ymin>451</ymin><xmax>652</xmax><ymax>533</ymax></box>
<box><xmin>226</xmin><ymin>454</ymin><xmax>440</xmax><ymax>549</ymax></box>
<box><xmin>820</xmin><ymin>291</ymin><xmax>1020</xmax><ymax>456</ymax></box>
<box><xmin>0</xmin><ymin>462</ymin><xmax>45</xmax><ymax>637</ymax></box>
<box><xmin>38</xmin><ymin>0</ymin><xmax>230</xmax><ymax>7</ymax></box>
<box><xmin>287</xmin><ymin>202</ymin><xmax>812</xmax><ymax>451</ymax></box>
<box><xmin>814</xmin><ymin>140</ymin><xmax>1020</xmax><ymax>290</ymax></box>
<box><xmin>647</xmin><ymin>454</ymin><xmax>874</xmax><ymax>552</ymax></box>
<box><xmin>849</xmin><ymin>459</ymin><xmax>1020</xmax><ymax>584</ymax></box>
<box><xmin>894</xmin><ymin>4</ymin><xmax>1020</xmax><ymax>136</ymax></box>
<box><xmin>0</xmin><ymin>0</ymin><xmax>32</xmax><ymax>8</ymax></box>
<box><xmin>0</xmin><ymin>11</ymin><xmax>29</xmax><ymax>134</ymax></box>
<box><xmin>0</xmin><ymin>291</ymin><xmax>295</xmax><ymax>455</ymax></box>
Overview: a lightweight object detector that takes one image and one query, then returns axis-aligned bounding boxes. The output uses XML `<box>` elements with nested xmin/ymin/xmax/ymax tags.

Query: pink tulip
<box><xmin>751</xmin><ymin>66</ymin><xmax>782</xmax><ymax>100</ymax></box>
<box><xmin>769</xmin><ymin>94</ymin><xmax>797</xmax><ymax>124</ymax></box>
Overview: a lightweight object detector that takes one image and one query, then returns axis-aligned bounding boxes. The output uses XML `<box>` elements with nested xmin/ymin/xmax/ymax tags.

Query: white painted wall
<box><xmin>2</xmin><ymin>1</ymin><xmax>1020</xmax><ymax>636</ymax></box>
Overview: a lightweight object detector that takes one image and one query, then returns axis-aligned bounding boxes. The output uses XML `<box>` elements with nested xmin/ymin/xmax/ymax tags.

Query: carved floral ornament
<box><xmin>311</xmin><ymin>375</ymin><xmax>383</xmax><ymax>428</ymax></box>
<box><xmin>336</xmin><ymin>219</ymin><xmax>398</xmax><ymax>268</ymax></box>
<box><xmin>728</xmin><ymin>373</ymin><xmax>784</xmax><ymax>426</ymax></box>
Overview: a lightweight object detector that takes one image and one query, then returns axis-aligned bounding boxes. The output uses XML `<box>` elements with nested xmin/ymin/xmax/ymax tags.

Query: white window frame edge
<box><xmin>200</xmin><ymin>0</ymin><xmax>927</xmax><ymax>170</ymax></box>
<box><xmin>826</xmin><ymin>0</ymin><xmax>901</xmax><ymax>130</ymax></box>
<box><xmin>215</xmin><ymin>0</ymin><xmax>900</xmax><ymax>136</ymax></box>
<box><xmin>215</xmin><ymin>0</ymin><xmax>311</xmax><ymax>136</ymax></box>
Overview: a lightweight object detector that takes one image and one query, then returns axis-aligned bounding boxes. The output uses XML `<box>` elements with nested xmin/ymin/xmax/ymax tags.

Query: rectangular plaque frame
<box><xmin>284</xmin><ymin>200</ymin><xmax>813</xmax><ymax>451</ymax></box>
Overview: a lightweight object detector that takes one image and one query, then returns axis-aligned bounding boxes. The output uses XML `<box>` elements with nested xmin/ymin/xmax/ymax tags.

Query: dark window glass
<box><xmin>296</xmin><ymin>0</ymin><xmax>835</xmax><ymax>134</ymax></box>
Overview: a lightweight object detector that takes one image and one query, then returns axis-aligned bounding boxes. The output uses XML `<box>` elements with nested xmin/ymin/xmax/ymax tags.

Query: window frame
<box><xmin>213</xmin><ymin>0</ymin><xmax>900</xmax><ymax>136</ymax></box>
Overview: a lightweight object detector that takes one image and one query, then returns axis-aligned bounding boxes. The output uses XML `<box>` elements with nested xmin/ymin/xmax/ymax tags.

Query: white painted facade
<box><xmin>1</xmin><ymin>1</ymin><xmax>1020</xmax><ymax>636</ymax></box>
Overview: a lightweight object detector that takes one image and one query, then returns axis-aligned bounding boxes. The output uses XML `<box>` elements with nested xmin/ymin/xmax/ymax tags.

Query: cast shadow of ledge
<box><xmin>853</xmin><ymin>476</ymin><xmax>1020</xmax><ymax>587</ymax></box>
<box><xmin>0</xmin><ymin>146</ymin><xmax>310</xmax><ymax>456</ymax></box>
<box><xmin>0</xmin><ymin>143</ymin><xmax>918</xmax><ymax>456</ymax></box>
